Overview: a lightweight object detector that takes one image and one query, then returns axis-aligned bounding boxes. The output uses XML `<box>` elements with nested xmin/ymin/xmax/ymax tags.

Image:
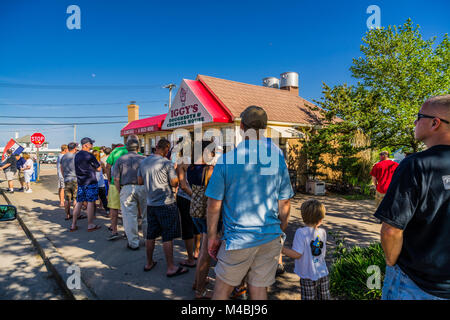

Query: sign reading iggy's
<box><xmin>162</xmin><ymin>79</ymin><xmax>214</xmax><ymax>130</ymax></box>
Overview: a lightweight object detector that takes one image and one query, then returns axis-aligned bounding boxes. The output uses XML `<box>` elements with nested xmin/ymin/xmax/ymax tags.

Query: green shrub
<box><xmin>329</xmin><ymin>241</ymin><xmax>386</xmax><ymax>300</ymax></box>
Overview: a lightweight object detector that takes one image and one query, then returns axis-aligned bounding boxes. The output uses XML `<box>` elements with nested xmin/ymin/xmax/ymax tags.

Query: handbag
<box><xmin>189</xmin><ymin>166</ymin><xmax>210</xmax><ymax>219</ymax></box>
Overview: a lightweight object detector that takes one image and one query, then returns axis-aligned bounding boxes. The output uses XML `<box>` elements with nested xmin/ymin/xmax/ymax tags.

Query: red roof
<box><xmin>121</xmin><ymin>114</ymin><xmax>167</xmax><ymax>136</ymax></box>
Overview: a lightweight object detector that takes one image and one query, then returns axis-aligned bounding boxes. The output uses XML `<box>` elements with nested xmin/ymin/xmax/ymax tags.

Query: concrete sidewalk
<box><xmin>1</xmin><ymin>167</ymin><xmax>381</xmax><ymax>300</ymax></box>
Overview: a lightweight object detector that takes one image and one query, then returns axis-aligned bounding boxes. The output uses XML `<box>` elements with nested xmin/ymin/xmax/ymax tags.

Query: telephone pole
<box><xmin>163</xmin><ymin>83</ymin><xmax>176</xmax><ymax>109</ymax></box>
<box><xmin>73</xmin><ymin>124</ymin><xmax>76</xmax><ymax>142</ymax></box>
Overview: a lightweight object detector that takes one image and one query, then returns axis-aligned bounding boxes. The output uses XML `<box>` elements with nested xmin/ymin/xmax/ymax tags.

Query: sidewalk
<box><xmin>1</xmin><ymin>167</ymin><xmax>381</xmax><ymax>300</ymax></box>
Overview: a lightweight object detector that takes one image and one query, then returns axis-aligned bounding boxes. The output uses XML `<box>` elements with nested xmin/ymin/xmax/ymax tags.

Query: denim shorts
<box><xmin>192</xmin><ymin>217</ymin><xmax>223</xmax><ymax>235</ymax></box>
<box><xmin>76</xmin><ymin>184</ymin><xmax>99</xmax><ymax>203</ymax></box>
<box><xmin>382</xmin><ymin>264</ymin><xmax>446</xmax><ymax>300</ymax></box>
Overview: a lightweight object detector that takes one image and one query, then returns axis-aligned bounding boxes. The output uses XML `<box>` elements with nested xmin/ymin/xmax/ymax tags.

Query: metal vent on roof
<box><xmin>280</xmin><ymin>72</ymin><xmax>299</xmax><ymax>89</ymax></box>
<box><xmin>262</xmin><ymin>77</ymin><xmax>280</xmax><ymax>88</ymax></box>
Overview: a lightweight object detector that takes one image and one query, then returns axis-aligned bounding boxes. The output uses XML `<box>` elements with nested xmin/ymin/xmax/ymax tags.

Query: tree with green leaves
<box><xmin>318</xmin><ymin>19</ymin><xmax>450</xmax><ymax>153</ymax></box>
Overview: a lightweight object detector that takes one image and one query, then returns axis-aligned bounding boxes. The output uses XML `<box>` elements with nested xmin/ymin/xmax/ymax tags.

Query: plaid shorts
<box><xmin>300</xmin><ymin>275</ymin><xmax>331</xmax><ymax>300</ymax></box>
<box><xmin>147</xmin><ymin>203</ymin><xmax>181</xmax><ymax>242</ymax></box>
<box><xmin>76</xmin><ymin>184</ymin><xmax>99</xmax><ymax>203</ymax></box>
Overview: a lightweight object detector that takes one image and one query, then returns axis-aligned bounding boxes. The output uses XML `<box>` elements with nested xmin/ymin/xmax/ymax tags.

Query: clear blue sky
<box><xmin>0</xmin><ymin>0</ymin><xmax>449</xmax><ymax>148</ymax></box>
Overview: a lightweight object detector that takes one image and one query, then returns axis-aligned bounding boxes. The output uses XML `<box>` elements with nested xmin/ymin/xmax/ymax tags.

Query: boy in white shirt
<box><xmin>282</xmin><ymin>199</ymin><xmax>331</xmax><ymax>300</ymax></box>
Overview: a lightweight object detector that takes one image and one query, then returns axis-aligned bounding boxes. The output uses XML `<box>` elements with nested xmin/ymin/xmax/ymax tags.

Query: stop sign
<box><xmin>31</xmin><ymin>133</ymin><xmax>45</xmax><ymax>146</ymax></box>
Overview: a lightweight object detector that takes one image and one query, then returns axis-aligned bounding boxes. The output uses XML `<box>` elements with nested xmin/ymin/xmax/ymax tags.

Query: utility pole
<box><xmin>73</xmin><ymin>124</ymin><xmax>76</xmax><ymax>142</ymax></box>
<box><xmin>163</xmin><ymin>83</ymin><xmax>176</xmax><ymax>109</ymax></box>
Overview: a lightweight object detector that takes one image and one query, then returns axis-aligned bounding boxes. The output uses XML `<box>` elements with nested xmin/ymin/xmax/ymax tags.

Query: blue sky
<box><xmin>0</xmin><ymin>0</ymin><xmax>449</xmax><ymax>148</ymax></box>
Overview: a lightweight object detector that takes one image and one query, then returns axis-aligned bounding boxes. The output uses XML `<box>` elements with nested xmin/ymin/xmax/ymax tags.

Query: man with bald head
<box><xmin>375</xmin><ymin>94</ymin><xmax>450</xmax><ymax>300</ymax></box>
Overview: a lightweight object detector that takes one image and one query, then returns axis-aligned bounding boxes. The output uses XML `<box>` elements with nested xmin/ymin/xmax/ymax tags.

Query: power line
<box><xmin>0</xmin><ymin>100</ymin><xmax>167</xmax><ymax>106</ymax></box>
<box><xmin>0</xmin><ymin>83</ymin><xmax>164</xmax><ymax>90</ymax></box>
<box><xmin>0</xmin><ymin>121</ymin><xmax>128</xmax><ymax>126</ymax></box>
<box><xmin>0</xmin><ymin>114</ymin><xmax>159</xmax><ymax>119</ymax></box>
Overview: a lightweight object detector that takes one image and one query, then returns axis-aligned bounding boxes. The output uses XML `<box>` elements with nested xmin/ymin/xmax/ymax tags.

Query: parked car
<box><xmin>43</xmin><ymin>155</ymin><xmax>58</xmax><ymax>164</ymax></box>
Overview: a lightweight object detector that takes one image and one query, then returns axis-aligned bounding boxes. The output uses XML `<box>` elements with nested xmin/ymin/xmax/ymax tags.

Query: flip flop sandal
<box><xmin>194</xmin><ymin>289</ymin><xmax>213</xmax><ymax>300</ymax></box>
<box><xmin>88</xmin><ymin>225</ymin><xmax>101</xmax><ymax>232</ymax></box>
<box><xmin>65</xmin><ymin>215</ymin><xmax>73</xmax><ymax>221</ymax></box>
<box><xmin>144</xmin><ymin>261</ymin><xmax>157</xmax><ymax>272</ymax></box>
<box><xmin>179</xmin><ymin>261</ymin><xmax>196</xmax><ymax>268</ymax></box>
<box><xmin>69</xmin><ymin>226</ymin><xmax>78</xmax><ymax>232</ymax></box>
<box><xmin>166</xmin><ymin>266</ymin><xmax>188</xmax><ymax>278</ymax></box>
<box><xmin>192</xmin><ymin>276</ymin><xmax>213</xmax><ymax>290</ymax></box>
<box><xmin>78</xmin><ymin>214</ymin><xmax>87</xmax><ymax>220</ymax></box>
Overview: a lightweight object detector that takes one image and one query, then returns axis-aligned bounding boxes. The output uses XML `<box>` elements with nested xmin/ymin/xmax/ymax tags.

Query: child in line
<box><xmin>282</xmin><ymin>199</ymin><xmax>331</xmax><ymax>300</ymax></box>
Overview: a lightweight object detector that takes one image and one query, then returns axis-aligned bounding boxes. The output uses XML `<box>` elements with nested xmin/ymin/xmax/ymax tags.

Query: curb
<box><xmin>0</xmin><ymin>189</ymin><xmax>97</xmax><ymax>300</ymax></box>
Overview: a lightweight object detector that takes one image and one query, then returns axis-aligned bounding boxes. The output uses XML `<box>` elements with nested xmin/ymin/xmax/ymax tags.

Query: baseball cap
<box><xmin>240</xmin><ymin>105</ymin><xmax>268</xmax><ymax>130</ymax></box>
<box><xmin>81</xmin><ymin>137</ymin><xmax>95</xmax><ymax>145</ymax></box>
<box><xmin>68</xmin><ymin>142</ymin><xmax>78</xmax><ymax>150</ymax></box>
<box><xmin>126</xmin><ymin>138</ymin><xmax>139</xmax><ymax>151</ymax></box>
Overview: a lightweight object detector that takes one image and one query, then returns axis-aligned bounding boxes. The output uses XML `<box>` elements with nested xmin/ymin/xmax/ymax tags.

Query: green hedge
<box><xmin>329</xmin><ymin>242</ymin><xmax>386</xmax><ymax>300</ymax></box>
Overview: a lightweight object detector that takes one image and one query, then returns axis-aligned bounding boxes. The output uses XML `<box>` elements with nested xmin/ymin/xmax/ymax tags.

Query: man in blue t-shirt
<box><xmin>70</xmin><ymin>137</ymin><xmax>102</xmax><ymax>232</ymax></box>
<box><xmin>205</xmin><ymin>106</ymin><xmax>294</xmax><ymax>300</ymax></box>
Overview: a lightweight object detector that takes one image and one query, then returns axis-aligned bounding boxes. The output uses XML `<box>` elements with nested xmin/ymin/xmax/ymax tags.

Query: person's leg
<box><xmin>59</xmin><ymin>183</ymin><xmax>65</xmax><ymax>207</ymax></box>
<box><xmin>194</xmin><ymin>233</ymin><xmax>211</xmax><ymax>292</ymax></box>
<box><xmin>137</xmin><ymin>186</ymin><xmax>147</xmax><ymax>240</ymax></box>
<box><xmin>162</xmin><ymin>241</ymin><xmax>179</xmax><ymax>274</ymax></box>
<box><xmin>8</xmin><ymin>179</ymin><xmax>14</xmax><ymax>191</ymax></box>
<box><xmin>86</xmin><ymin>201</ymin><xmax>97</xmax><ymax>229</ymax></box>
<box><xmin>71</xmin><ymin>202</ymin><xmax>82</xmax><ymax>229</ymax></box>
<box><xmin>120</xmin><ymin>186</ymin><xmax>139</xmax><ymax>248</ymax></box>
<box><xmin>212</xmin><ymin>277</ymin><xmax>235</xmax><ymax>300</ymax></box>
<box><xmin>194</xmin><ymin>234</ymin><xmax>201</xmax><ymax>259</ymax></box>
<box><xmin>247</xmin><ymin>285</ymin><xmax>267</xmax><ymax>300</ymax></box>
<box><xmin>177</xmin><ymin>196</ymin><xmax>195</xmax><ymax>265</ymax></box>
<box><xmin>108</xmin><ymin>185</ymin><xmax>120</xmax><ymax>234</ymax></box>
<box><xmin>145</xmin><ymin>239</ymin><xmax>156</xmax><ymax>268</ymax></box>
<box><xmin>99</xmin><ymin>187</ymin><xmax>108</xmax><ymax>211</ymax></box>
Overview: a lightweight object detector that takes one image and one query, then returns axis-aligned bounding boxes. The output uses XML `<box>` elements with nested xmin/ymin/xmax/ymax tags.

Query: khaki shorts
<box><xmin>5</xmin><ymin>171</ymin><xmax>16</xmax><ymax>181</ymax></box>
<box><xmin>107</xmin><ymin>183</ymin><xmax>121</xmax><ymax>209</ymax></box>
<box><xmin>58</xmin><ymin>175</ymin><xmax>65</xmax><ymax>189</ymax></box>
<box><xmin>214</xmin><ymin>236</ymin><xmax>283</xmax><ymax>288</ymax></box>
<box><xmin>375</xmin><ymin>191</ymin><xmax>385</xmax><ymax>208</ymax></box>
<box><xmin>64</xmin><ymin>180</ymin><xmax>78</xmax><ymax>202</ymax></box>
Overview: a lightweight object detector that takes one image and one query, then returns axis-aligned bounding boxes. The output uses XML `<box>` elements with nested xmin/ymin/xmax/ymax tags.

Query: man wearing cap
<box><xmin>105</xmin><ymin>134</ymin><xmax>140</xmax><ymax>241</ymax></box>
<box><xmin>370</xmin><ymin>151</ymin><xmax>399</xmax><ymax>209</ymax></box>
<box><xmin>113</xmin><ymin>138</ymin><xmax>147</xmax><ymax>250</ymax></box>
<box><xmin>60</xmin><ymin>142</ymin><xmax>82</xmax><ymax>220</ymax></box>
<box><xmin>70</xmin><ymin>137</ymin><xmax>102</xmax><ymax>232</ymax></box>
<box><xmin>206</xmin><ymin>105</ymin><xmax>293</xmax><ymax>300</ymax></box>
<box><xmin>57</xmin><ymin>144</ymin><xmax>69</xmax><ymax>207</ymax></box>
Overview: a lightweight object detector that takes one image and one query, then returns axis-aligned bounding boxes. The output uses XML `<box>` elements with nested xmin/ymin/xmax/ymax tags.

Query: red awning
<box><xmin>121</xmin><ymin>114</ymin><xmax>167</xmax><ymax>136</ymax></box>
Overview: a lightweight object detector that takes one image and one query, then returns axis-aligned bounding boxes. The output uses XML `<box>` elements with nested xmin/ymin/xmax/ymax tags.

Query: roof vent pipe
<box><xmin>262</xmin><ymin>77</ymin><xmax>280</xmax><ymax>88</ymax></box>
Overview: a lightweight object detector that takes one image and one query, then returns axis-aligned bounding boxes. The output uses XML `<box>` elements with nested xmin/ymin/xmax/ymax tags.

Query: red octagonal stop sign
<box><xmin>31</xmin><ymin>132</ymin><xmax>45</xmax><ymax>146</ymax></box>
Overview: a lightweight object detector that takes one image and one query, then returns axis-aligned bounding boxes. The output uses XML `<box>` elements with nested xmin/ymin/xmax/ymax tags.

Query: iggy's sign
<box><xmin>162</xmin><ymin>79</ymin><xmax>214</xmax><ymax>130</ymax></box>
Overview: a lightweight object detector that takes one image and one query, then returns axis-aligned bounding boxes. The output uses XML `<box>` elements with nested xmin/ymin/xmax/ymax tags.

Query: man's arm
<box><xmin>278</xmin><ymin>199</ymin><xmax>291</xmax><ymax>232</ymax></box>
<box><xmin>138</xmin><ymin>176</ymin><xmax>144</xmax><ymax>185</ymax></box>
<box><xmin>114</xmin><ymin>177</ymin><xmax>121</xmax><ymax>193</ymax></box>
<box><xmin>207</xmin><ymin>197</ymin><xmax>222</xmax><ymax>260</ymax></box>
<box><xmin>380</xmin><ymin>222</ymin><xmax>404</xmax><ymax>266</ymax></box>
<box><xmin>106</xmin><ymin>163</ymin><xmax>112</xmax><ymax>183</ymax></box>
<box><xmin>372</xmin><ymin>176</ymin><xmax>377</xmax><ymax>187</ymax></box>
<box><xmin>176</xmin><ymin>165</ymin><xmax>192</xmax><ymax>196</ymax></box>
<box><xmin>0</xmin><ymin>163</ymin><xmax>10</xmax><ymax>170</ymax></box>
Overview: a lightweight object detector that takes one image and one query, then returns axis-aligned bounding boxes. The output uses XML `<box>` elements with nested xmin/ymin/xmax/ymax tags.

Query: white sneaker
<box><xmin>25</xmin><ymin>189</ymin><xmax>33</xmax><ymax>193</ymax></box>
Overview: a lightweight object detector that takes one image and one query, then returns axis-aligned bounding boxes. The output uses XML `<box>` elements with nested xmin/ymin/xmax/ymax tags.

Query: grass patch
<box><xmin>341</xmin><ymin>194</ymin><xmax>374</xmax><ymax>201</ymax></box>
<box><xmin>329</xmin><ymin>232</ymin><xmax>385</xmax><ymax>300</ymax></box>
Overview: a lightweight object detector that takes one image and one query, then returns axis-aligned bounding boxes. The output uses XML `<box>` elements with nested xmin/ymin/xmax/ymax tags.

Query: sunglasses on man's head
<box><xmin>416</xmin><ymin>113</ymin><xmax>449</xmax><ymax>124</ymax></box>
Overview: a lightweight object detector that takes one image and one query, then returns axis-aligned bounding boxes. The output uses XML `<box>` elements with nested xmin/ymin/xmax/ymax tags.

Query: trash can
<box><xmin>30</xmin><ymin>162</ymin><xmax>38</xmax><ymax>182</ymax></box>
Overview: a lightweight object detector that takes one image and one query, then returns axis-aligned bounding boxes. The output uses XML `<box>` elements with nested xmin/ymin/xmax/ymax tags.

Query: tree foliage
<box><xmin>301</xmin><ymin>19</ymin><xmax>450</xmax><ymax>189</ymax></box>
